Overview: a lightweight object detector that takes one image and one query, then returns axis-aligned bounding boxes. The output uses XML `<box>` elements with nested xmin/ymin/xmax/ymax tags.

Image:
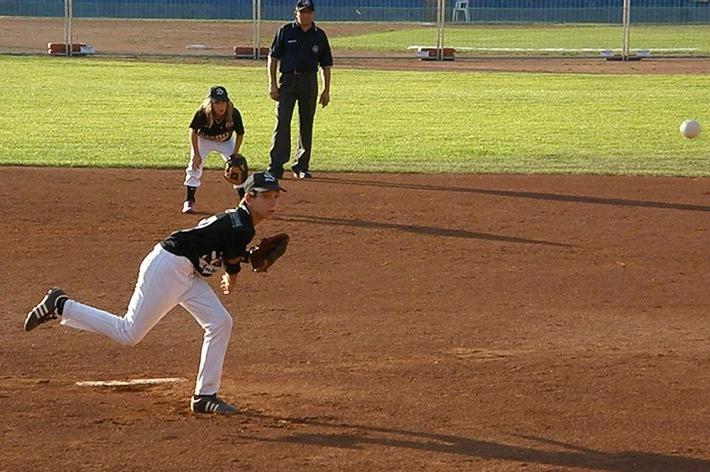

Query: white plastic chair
<box><xmin>452</xmin><ymin>0</ymin><xmax>471</xmax><ymax>22</ymax></box>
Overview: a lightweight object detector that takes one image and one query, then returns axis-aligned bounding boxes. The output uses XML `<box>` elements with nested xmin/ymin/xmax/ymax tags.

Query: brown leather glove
<box><xmin>224</xmin><ymin>154</ymin><xmax>248</xmax><ymax>186</ymax></box>
<box><xmin>248</xmin><ymin>233</ymin><xmax>290</xmax><ymax>273</ymax></box>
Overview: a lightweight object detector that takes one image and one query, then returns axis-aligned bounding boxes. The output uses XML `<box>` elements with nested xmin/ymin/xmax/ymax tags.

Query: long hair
<box><xmin>198</xmin><ymin>97</ymin><xmax>235</xmax><ymax>128</ymax></box>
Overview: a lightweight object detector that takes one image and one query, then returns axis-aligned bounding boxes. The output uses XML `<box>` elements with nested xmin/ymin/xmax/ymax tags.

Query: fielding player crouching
<box><xmin>24</xmin><ymin>172</ymin><xmax>286</xmax><ymax>415</ymax></box>
<box><xmin>183</xmin><ymin>85</ymin><xmax>246</xmax><ymax>214</ymax></box>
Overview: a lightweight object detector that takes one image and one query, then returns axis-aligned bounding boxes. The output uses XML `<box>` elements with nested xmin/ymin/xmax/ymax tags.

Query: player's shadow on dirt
<box><xmin>313</xmin><ymin>176</ymin><xmax>710</xmax><ymax>213</ymax></box>
<box><xmin>277</xmin><ymin>213</ymin><xmax>571</xmax><ymax>247</ymax></box>
<box><xmin>235</xmin><ymin>413</ymin><xmax>709</xmax><ymax>472</ymax></box>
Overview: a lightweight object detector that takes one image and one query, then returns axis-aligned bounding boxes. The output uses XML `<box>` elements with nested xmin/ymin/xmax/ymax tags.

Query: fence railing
<box><xmin>0</xmin><ymin>1</ymin><xmax>708</xmax><ymax>59</ymax></box>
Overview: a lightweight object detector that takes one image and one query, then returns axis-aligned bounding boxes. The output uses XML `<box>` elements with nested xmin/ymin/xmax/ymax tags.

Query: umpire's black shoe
<box><xmin>267</xmin><ymin>168</ymin><xmax>284</xmax><ymax>179</ymax></box>
<box><xmin>190</xmin><ymin>394</ymin><xmax>237</xmax><ymax>415</ymax></box>
<box><xmin>291</xmin><ymin>166</ymin><xmax>312</xmax><ymax>179</ymax></box>
<box><xmin>24</xmin><ymin>287</ymin><xmax>68</xmax><ymax>332</ymax></box>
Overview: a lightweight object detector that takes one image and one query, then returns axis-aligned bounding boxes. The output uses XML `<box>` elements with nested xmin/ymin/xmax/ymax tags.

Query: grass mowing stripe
<box><xmin>0</xmin><ymin>56</ymin><xmax>708</xmax><ymax>175</ymax></box>
<box><xmin>331</xmin><ymin>24</ymin><xmax>710</xmax><ymax>55</ymax></box>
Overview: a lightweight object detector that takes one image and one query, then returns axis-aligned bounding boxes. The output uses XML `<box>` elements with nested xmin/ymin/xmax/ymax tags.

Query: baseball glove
<box><xmin>248</xmin><ymin>233</ymin><xmax>290</xmax><ymax>273</ymax></box>
<box><xmin>224</xmin><ymin>154</ymin><xmax>248</xmax><ymax>186</ymax></box>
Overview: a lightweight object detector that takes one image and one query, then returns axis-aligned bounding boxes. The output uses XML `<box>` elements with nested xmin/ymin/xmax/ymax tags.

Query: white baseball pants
<box><xmin>184</xmin><ymin>135</ymin><xmax>236</xmax><ymax>188</ymax></box>
<box><xmin>60</xmin><ymin>244</ymin><xmax>234</xmax><ymax>396</ymax></box>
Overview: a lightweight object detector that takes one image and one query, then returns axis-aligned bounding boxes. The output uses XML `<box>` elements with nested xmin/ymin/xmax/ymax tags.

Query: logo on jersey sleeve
<box><xmin>197</xmin><ymin>250</ymin><xmax>223</xmax><ymax>276</ymax></box>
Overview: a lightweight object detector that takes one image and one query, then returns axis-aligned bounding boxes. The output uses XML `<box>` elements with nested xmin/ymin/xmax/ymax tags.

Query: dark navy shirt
<box><xmin>189</xmin><ymin>107</ymin><xmax>245</xmax><ymax>142</ymax></box>
<box><xmin>160</xmin><ymin>206</ymin><xmax>254</xmax><ymax>277</ymax></box>
<box><xmin>269</xmin><ymin>21</ymin><xmax>333</xmax><ymax>74</ymax></box>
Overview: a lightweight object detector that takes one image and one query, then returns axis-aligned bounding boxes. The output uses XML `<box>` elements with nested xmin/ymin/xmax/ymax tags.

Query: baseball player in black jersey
<box><xmin>183</xmin><ymin>85</ymin><xmax>246</xmax><ymax>214</ymax></box>
<box><xmin>24</xmin><ymin>172</ymin><xmax>285</xmax><ymax>415</ymax></box>
<box><xmin>267</xmin><ymin>0</ymin><xmax>333</xmax><ymax>180</ymax></box>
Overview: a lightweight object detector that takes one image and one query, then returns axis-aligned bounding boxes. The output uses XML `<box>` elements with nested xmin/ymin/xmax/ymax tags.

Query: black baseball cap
<box><xmin>241</xmin><ymin>171</ymin><xmax>287</xmax><ymax>193</ymax></box>
<box><xmin>295</xmin><ymin>0</ymin><xmax>315</xmax><ymax>11</ymax></box>
<box><xmin>209</xmin><ymin>85</ymin><xmax>229</xmax><ymax>102</ymax></box>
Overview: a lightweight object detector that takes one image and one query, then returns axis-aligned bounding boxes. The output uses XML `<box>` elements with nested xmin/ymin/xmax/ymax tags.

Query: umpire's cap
<box><xmin>295</xmin><ymin>0</ymin><xmax>315</xmax><ymax>11</ymax></box>
<box><xmin>241</xmin><ymin>172</ymin><xmax>287</xmax><ymax>193</ymax></box>
<box><xmin>209</xmin><ymin>85</ymin><xmax>229</xmax><ymax>102</ymax></box>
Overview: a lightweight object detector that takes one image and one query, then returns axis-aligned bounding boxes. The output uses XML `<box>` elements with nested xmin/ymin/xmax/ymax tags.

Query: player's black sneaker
<box><xmin>190</xmin><ymin>394</ymin><xmax>237</xmax><ymax>414</ymax></box>
<box><xmin>24</xmin><ymin>287</ymin><xmax>68</xmax><ymax>332</ymax></box>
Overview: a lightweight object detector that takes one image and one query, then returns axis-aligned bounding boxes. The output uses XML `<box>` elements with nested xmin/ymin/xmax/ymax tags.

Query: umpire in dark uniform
<box><xmin>267</xmin><ymin>0</ymin><xmax>333</xmax><ymax>180</ymax></box>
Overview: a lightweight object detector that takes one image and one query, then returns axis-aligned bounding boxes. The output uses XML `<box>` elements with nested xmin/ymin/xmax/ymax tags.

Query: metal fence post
<box><xmin>252</xmin><ymin>0</ymin><xmax>262</xmax><ymax>59</ymax></box>
<box><xmin>64</xmin><ymin>0</ymin><xmax>73</xmax><ymax>57</ymax></box>
<box><xmin>437</xmin><ymin>0</ymin><xmax>445</xmax><ymax>61</ymax></box>
<box><xmin>622</xmin><ymin>0</ymin><xmax>631</xmax><ymax>60</ymax></box>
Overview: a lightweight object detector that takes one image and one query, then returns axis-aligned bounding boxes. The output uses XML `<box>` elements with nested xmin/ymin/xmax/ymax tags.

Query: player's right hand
<box><xmin>220</xmin><ymin>273</ymin><xmax>237</xmax><ymax>295</ymax></box>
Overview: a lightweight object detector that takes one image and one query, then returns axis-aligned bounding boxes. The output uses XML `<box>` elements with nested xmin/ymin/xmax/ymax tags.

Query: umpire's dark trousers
<box><xmin>269</xmin><ymin>71</ymin><xmax>318</xmax><ymax>175</ymax></box>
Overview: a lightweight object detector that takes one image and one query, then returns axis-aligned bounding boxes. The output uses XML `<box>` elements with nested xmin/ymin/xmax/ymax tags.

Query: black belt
<box><xmin>284</xmin><ymin>70</ymin><xmax>316</xmax><ymax>76</ymax></box>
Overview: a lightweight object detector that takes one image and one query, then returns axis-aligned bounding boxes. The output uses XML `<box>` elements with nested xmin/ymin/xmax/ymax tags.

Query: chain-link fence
<box><xmin>1</xmin><ymin>0</ymin><xmax>708</xmax><ymax>58</ymax></box>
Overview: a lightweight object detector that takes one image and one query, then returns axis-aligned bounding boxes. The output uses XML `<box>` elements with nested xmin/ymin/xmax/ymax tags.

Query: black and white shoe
<box><xmin>291</xmin><ymin>166</ymin><xmax>312</xmax><ymax>179</ymax></box>
<box><xmin>190</xmin><ymin>394</ymin><xmax>237</xmax><ymax>415</ymax></box>
<box><xmin>24</xmin><ymin>287</ymin><xmax>68</xmax><ymax>332</ymax></box>
<box><xmin>181</xmin><ymin>200</ymin><xmax>195</xmax><ymax>214</ymax></box>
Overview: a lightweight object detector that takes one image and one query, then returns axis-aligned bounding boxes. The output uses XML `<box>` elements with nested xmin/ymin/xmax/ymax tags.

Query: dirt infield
<box><xmin>1</xmin><ymin>167</ymin><xmax>708</xmax><ymax>471</ymax></box>
<box><xmin>0</xmin><ymin>17</ymin><xmax>419</xmax><ymax>57</ymax></box>
<box><xmin>2</xmin><ymin>17</ymin><xmax>710</xmax><ymax>74</ymax></box>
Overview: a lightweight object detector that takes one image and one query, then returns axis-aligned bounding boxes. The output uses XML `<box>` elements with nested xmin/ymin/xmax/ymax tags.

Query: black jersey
<box><xmin>160</xmin><ymin>206</ymin><xmax>255</xmax><ymax>276</ymax></box>
<box><xmin>269</xmin><ymin>21</ymin><xmax>333</xmax><ymax>74</ymax></box>
<box><xmin>189</xmin><ymin>107</ymin><xmax>245</xmax><ymax>142</ymax></box>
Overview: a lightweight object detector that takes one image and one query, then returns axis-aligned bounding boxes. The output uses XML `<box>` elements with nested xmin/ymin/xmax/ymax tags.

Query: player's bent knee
<box><xmin>212</xmin><ymin>312</ymin><xmax>233</xmax><ymax>334</ymax></box>
<box><xmin>220</xmin><ymin>315</ymin><xmax>234</xmax><ymax>332</ymax></box>
<box><xmin>117</xmin><ymin>325</ymin><xmax>148</xmax><ymax>347</ymax></box>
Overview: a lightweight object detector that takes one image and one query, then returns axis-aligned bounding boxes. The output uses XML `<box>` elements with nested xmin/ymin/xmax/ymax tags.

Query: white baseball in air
<box><xmin>679</xmin><ymin>119</ymin><xmax>701</xmax><ymax>139</ymax></box>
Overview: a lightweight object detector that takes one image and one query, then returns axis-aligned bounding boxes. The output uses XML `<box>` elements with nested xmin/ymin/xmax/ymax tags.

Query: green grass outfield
<box><xmin>0</xmin><ymin>55</ymin><xmax>708</xmax><ymax>176</ymax></box>
<box><xmin>330</xmin><ymin>24</ymin><xmax>710</xmax><ymax>56</ymax></box>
